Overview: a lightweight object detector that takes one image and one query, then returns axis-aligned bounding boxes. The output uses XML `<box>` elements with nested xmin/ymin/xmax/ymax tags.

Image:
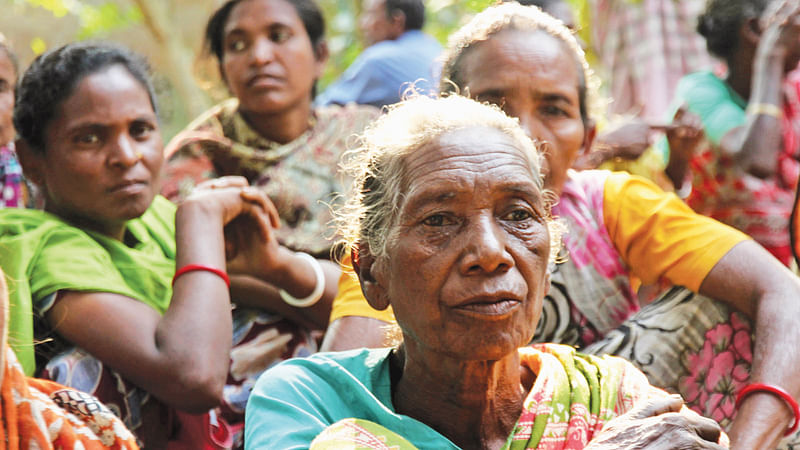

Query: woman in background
<box><xmin>667</xmin><ymin>0</ymin><xmax>800</xmax><ymax>266</ymax></box>
<box><xmin>163</xmin><ymin>0</ymin><xmax>378</xmax><ymax>324</ymax></box>
<box><xmin>0</xmin><ymin>33</ymin><xmax>31</xmax><ymax>208</ymax></box>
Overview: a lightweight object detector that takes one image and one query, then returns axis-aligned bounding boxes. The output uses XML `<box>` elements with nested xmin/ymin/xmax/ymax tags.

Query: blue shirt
<box><xmin>316</xmin><ymin>30</ymin><xmax>442</xmax><ymax>108</ymax></box>
<box><xmin>244</xmin><ymin>348</ymin><xmax>458</xmax><ymax>449</ymax></box>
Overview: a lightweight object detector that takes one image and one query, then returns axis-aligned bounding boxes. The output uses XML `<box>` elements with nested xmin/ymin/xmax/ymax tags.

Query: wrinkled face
<box><xmin>0</xmin><ymin>49</ymin><xmax>16</xmax><ymax>145</ymax></box>
<box><xmin>372</xmin><ymin>127</ymin><xmax>551</xmax><ymax>361</ymax></box>
<box><xmin>221</xmin><ymin>0</ymin><xmax>323</xmax><ymax>115</ymax></box>
<box><xmin>360</xmin><ymin>0</ymin><xmax>395</xmax><ymax>46</ymax></box>
<box><xmin>458</xmin><ymin>30</ymin><xmax>588</xmax><ymax>196</ymax></box>
<box><xmin>34</xmin><ymin>64</ymin><xmax>162</xmax><ymax>234</ymax></box>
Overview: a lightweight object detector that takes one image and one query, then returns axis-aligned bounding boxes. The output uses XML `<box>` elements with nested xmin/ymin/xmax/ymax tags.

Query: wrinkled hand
<box><xmin>586</xmin><ymin>395</ymin><xmax>727</xmax><ymax>449</ymax></box>
<box><xmin>666</xmin><ymin>105</ymin><xmax>704</xmax><ymax>162</ymax></box>
<box><xmin>759</xmin><ymin>0</ymin><xmax>800</xmax><ymax>54</ymax></box>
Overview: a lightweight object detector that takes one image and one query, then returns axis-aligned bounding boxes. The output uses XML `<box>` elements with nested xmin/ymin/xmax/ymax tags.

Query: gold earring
<box><xmin>134</xmin><ymin>151</ymin><xmax>143</xmax><ymax>160</ymax></box>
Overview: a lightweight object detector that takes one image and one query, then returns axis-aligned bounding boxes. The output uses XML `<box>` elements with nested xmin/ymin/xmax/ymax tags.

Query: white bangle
<box><xmin>279</xmin><ymin>252</ymin><xmax>325</xmax><ymax>308</ymax></box>
<box><xmin>676</xmin><ymin>176</ymin><xmax>693</xmax><ymax>199</ymax></box>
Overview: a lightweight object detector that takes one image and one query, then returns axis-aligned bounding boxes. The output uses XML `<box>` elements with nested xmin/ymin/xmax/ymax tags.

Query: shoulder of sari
<box><xmin>164</xmin><ymin>98</ymin><xmax>238</xmax><ymax>159</ymax></box>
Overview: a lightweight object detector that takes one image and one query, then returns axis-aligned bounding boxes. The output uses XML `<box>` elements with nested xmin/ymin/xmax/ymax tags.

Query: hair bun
<box><xmin>697</xmin><ymin>14</ymin><xmax>713</xmax><ymax>37</ymax></box>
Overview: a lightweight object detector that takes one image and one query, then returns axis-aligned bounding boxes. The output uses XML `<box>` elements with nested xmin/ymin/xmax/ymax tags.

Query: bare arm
<box><xmin>228</xmin><ymin>257</ymin><xmax>339</xmax><ymax>331</ymax></box>
<box><xmin>721</xmin><ymin>2</ymin><xmax>800</xmax><ymax>178</ymax></box>
<box><xmin>46</xmin><ymin>178</ymin><xmax>272</xmax><ymax>413</ymax></box>
<box><xmin>698</xmin><ymin>239</ymin><xmax>800</xmax><ymax>448</ymax></box>
<box><xmin>573</xmin><ymin>119</ymin><xmax>651</xmax><ymax>170</ymax></box>
<box><xmin>0</xmin><ymin>271</ymin><xmax>7</xmax><ymax>387</ymax></box>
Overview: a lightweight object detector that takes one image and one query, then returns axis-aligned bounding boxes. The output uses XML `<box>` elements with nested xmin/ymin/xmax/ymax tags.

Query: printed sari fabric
<box><xmin>545</xmin><ymin>171</ymin><xmax>758</xmax><ymax>437</ymax></box>
<box><xmin>308</xmin><ymin>344</ymin><xmax>668</xmax><ymax>450</ymax></box>
<box><xmin>0</xmin><ymin>143</ymin><xmax>25</xmax><ymax>208</ymax></box>
<box><xmin>1</xmin><ymin>346</ymin><xmax>139</xmax><ymax>450</ymax></box>
<box><xmin>162</xmin><ymin>99</ymin><xmax>378</xmax><ymax>255</ymax></box>
<box><xmin>38</xmin><ymin>308</ymin><xmax>318</xmax><ymax>449</ymax></box>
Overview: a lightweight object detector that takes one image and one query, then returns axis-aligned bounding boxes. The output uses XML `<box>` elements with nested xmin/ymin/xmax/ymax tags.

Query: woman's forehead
<box><xmin>225</xmin><ymin>0</ymin><xmax>301</xmax><ymax>35</ymax></box>
<box><xmin>402</xmin><ymin>127</ymin><xmax>537</xmax><ymax>187</ymax></box>
<box><xmin>461</xmin><ymin>30</ymin><xmax>578</xmax><ymax>86</ymax></box>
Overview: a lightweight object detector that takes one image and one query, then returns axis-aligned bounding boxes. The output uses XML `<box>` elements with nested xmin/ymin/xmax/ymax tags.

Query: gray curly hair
<box><xmin>336</xmin><ymin>94</ymin><xmax>562</xmax><ymax>265</ymax></box>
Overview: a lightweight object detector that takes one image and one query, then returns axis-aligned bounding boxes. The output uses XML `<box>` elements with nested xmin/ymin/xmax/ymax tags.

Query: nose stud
<box><xmin>134</xmin><ymin>151</ymin><xmax>143</xmax><ymax>160</ymax></box>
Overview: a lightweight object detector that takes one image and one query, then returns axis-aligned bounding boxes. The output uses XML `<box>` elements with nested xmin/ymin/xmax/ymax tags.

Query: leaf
<box><xmin>30</xmin><ymin>37</ymin><xmax>47</xmax><ymax>55</ymax></box>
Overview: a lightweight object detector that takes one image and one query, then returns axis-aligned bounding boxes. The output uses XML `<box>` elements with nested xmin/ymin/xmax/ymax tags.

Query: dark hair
<box><xmin>13</xmin><ymin>42</ymin><xmax>157</xmax><ymax>154</ymax></box>
<box><xmin>511</xmin><ymin>0</ymin><xmax>565</xmax><ymax>10</ymax></box>
<box><xmin>385</xmin><ymin>0</ymin><xmax>425</xmax><ymax>31</ymax></box>
<box><xmin>0</xmin><ymin>35</ymin><xmax>19</xmax><ymax>77</ymax></box>
<box><xmin>205</xmin><ymin>0</ymin><xmax>326</xmax><ymax>63</ymax></box>
<box><xmin>697</xmin><ymin>0</ymin><xmax>772</xmax><ymax>60</ymax></box>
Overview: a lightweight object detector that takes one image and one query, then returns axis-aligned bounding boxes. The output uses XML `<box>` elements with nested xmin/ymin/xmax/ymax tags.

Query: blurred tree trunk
<box><xmin>132</xmin><ymin>0</ymin><xmax>210</xmax><ymax>119</ymax></box>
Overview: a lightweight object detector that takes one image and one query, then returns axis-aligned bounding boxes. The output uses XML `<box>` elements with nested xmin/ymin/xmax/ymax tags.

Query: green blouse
<box><xmin>0</xmin><ymin>196</ymin><xmax>176</xmax><ymax>375</ymax></box>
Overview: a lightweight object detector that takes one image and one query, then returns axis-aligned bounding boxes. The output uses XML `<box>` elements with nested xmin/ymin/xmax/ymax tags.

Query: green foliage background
<box><xmin>5</xmin><ymin>0</ymin><xmax>497</xmax><ymax>136</ymax></box>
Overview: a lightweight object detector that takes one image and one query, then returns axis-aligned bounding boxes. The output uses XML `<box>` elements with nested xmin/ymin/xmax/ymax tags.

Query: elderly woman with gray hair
<box><xmin>244</xmin><ymin>94</ymin><xmax>727</xmax><ymax>449</ymax></box>
<box><xmin>322</xmin><ymin>4</ymin><xmax>800</xmax><ymax>448</ymax></box>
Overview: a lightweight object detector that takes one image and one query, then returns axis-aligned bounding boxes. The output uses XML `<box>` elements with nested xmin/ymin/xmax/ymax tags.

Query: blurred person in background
<box><xmin>0</xmin><ymin>33</ymin><xmax>32</xmax><ymax>209</ymax></box>
<box><xmin>314</xmin><ymin>0</ymin><xmax>441</xmax><ymax>107</ymax></box>
<box><xmin>666</xmin><ymin>0</ymin><xmax>800</xmax><ymax>267</ymax></box>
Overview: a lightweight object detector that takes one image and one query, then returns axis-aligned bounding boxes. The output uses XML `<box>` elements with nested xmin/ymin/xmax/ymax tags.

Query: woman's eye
<box><xmin>422</xmin><ymin>214</ymin><xmax>451</xmax><ymax>227</ymax></box>
<box><xmin>270</xmin><ymin>29</ymin><xmax>291</xmax><ymax>43</ymax></box>
<box><xmin>228</xmin><ymin>39</ymin><xmax>247</xmax><ymax>52</ymax></box>
<box><xmin>76</xmin><ymin>133</ymin><xmax>100</xmax><ymax>145</ymax></box>
<box><xmin>503</xmin><ymin>209</ymin><xmax>533</xmax><ymax>221</ymax></box>
<box><xmin>131</xmin><ymin>122</ymin><xmax>154</xmax><ymax>139</ymax></box>
<box><xmin>541</xmin><ymin>105</ymin><xmax>568</xmax><ymax>117</ymax></box>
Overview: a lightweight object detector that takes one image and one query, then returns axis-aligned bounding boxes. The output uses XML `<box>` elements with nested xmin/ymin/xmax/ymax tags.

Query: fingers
<box><xmin>627</xmin><ymin>394</ymin><xmax>684</xmax><ymax>420</ymax></box>
<box><xmin>680</xmin><ymin>407</ymin><xmax>723</xmax><ymax>445</ymax></box>
<box><xmin>762</xmin><ymin>0</ymin><xmax>800</xmax><ymax>31</ymax></box>
<box><xmin>664</xmin><ymin>105</ymin><xmax>703</xmax><ymax>140</ymax></box>
<box><xmin>646</xmin><ymin>122</ymin><xmax>681</xmax><ymax>133</ymax></box>
<box><xmin>687</xmin><ymin>435</ymin><xmax>727</xmax><ymax>450</ymax></box>
<box><xmin>196</xmin><ymin>175</ymin><xmax>249</xmax><ymax>191</ymax></box>
<box><xmin>240</xmin><ymin>187</ymin><xmax>281</xmax><ymax>229</ymax></box>
<box><xmin>248</xmin><ymin>203</ymin><xmax>275</xmax><ymax>242</ymax></box>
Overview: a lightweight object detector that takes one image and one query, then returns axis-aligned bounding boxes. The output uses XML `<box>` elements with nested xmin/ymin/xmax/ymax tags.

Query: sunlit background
<box><xmin>0</xmin><ymin>0</ymin><xmax>495</xmax><ymax>138</ymax></box>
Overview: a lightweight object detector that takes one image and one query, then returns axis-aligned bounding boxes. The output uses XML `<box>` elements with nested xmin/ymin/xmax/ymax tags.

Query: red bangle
<box><xmin>172</xmin><ymin>264</ymin><xmax>230</xmax><ymax>288</ymax></box>
<box><xmin>736</xmin><ymin>383</ymin><xmax>800</xmax><ymax>436</ymax></box>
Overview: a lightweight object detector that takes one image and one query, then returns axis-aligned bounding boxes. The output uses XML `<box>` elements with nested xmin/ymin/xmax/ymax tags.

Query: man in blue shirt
<box><xmin>316</xmin><ymin>0</ymin><xmax>442</xmax><ymax>108</ymax></box>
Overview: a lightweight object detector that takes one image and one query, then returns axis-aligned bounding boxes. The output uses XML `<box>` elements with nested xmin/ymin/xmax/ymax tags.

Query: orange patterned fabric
<box><xmin>0</xmin><ymin>347</ymin><xmax>139</xmax><ymax>450</ymax></box>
